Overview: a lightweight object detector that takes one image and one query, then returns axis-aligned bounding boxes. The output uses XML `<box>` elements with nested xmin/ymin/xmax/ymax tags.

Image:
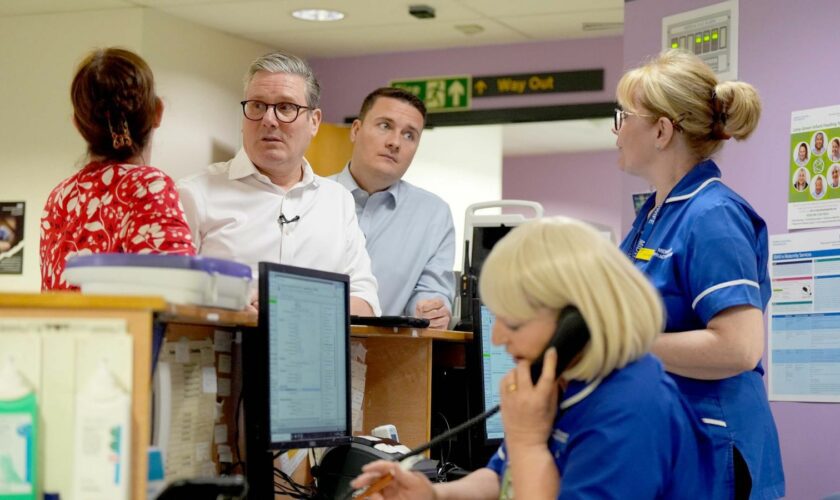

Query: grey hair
<box><xmin>243</xmin><ymin>51</ymin><xmax>321</xmax><ymax>108</ymax></box>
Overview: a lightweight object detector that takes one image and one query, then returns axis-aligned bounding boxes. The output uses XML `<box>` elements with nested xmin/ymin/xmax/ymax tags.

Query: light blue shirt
<box><xmin>332</xmin><ymin>165</ymin><xmax>456</xmax><ymax>316</ymax></box>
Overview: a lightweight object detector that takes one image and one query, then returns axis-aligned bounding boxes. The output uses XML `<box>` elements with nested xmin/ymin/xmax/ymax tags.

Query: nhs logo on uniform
<box><xmin>654</xmin><ymin>248</ymin><xmax>674</xmax><ymax>260</ymax></box>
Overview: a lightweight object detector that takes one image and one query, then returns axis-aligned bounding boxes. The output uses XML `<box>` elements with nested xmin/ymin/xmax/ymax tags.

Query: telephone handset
<box><xmin>529</xmin><ymin>306</ymin><xmax>591</xmax><ymax>385</ymax></box>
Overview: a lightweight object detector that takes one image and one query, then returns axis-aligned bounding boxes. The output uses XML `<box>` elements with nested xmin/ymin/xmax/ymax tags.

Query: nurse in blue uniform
<box><xmin>615</xmin><ymin>50</ymin><xmax>784</xmax><ymax>499</ymax></box>
<box><xmin>351</xmin><ymin>217</ymin><xmax>714</xmax><ymax>499</ymax></box>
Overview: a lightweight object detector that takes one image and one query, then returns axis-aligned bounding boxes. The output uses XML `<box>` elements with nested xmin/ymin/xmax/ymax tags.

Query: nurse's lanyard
<box><xmin>629</xmin><ymin>203</ymin><xmax>663</xmax><ymax>262</ymax></box>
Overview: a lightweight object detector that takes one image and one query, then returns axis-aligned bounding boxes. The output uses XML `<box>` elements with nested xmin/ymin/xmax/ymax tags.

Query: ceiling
<box><xmin>1</xmin><ymin>0</ymin><xmax>623</xmax><ymax>153</ymax></box>
<box><xmin>0</xmin><ymin>0</ymin><xmax>623</xmax><ymax>58</ymax></box>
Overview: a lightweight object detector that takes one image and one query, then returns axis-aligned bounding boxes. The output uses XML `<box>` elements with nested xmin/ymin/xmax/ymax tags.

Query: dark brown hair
<box><xmin>71</xmin><ymin>48</ymin><xmax>158</xmax><ymax>162</ymax></box>
<box><xmin>358</xmin><ymin>87</ymin><xmax>427</xmax><ymax>123</ymax></box>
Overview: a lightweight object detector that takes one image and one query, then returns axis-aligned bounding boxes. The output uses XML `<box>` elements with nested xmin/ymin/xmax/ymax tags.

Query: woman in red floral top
<box><xmin>40</xmin><ymin>48</ymin><xmax>195</xmax><ymax>290</ymax></box>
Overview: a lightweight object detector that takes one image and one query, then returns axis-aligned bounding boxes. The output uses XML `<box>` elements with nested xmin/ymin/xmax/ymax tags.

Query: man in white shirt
<box><xmin>333</xmin><ymin>88</ymin><xmax>455</xmax><ymax>329</ymax></box>
<box><xmin>178</xmin><ymin>51</ymin><xmax>379</xmax><ymax>315</ymax></box>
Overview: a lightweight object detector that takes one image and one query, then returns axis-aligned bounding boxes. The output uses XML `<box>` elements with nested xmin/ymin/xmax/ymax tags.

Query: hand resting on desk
<box><xmin>415</xmin><ymin>298</ymin><xmax>450</xmax><ymax>330</ymax></box>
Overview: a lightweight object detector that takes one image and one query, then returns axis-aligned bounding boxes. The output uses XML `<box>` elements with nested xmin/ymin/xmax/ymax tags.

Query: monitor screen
<box><xmin>477</xmin><ymin>304</ymin><xmax>515</xmax><ymax>443</ymax></box>
<box><xmin>260</xmin><ymin>263</ymin><xmax>352</xmax><ymax>449</ymax></box>
<box><xmin>632</xmin><ymin>191</ymin><xmax>654</xmax><ymax>216</ymax></box>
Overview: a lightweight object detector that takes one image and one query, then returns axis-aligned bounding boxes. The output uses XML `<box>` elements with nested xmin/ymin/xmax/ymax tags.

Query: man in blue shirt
<box><xmin>333</xmin><ymin>88</ymin><xmax>455</xmax><ymax>328</ymax></box>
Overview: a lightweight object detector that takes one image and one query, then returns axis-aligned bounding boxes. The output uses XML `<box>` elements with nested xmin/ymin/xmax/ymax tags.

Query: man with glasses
<box><xmin>178</xmin><ymin>51</ymin><xmax>380</xmax><ymax>315</ymax></box>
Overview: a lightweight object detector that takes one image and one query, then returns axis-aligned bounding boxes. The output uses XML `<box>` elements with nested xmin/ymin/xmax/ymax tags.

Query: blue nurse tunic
<box><xmin>486</xmin><ymin>354</ymin><xmax>714</xmax><ymax>499</ymax></box>
<box><xmin>619</xmin><ymin>160</ymin><xmax>785</xmax><ymax>499</ymax></box>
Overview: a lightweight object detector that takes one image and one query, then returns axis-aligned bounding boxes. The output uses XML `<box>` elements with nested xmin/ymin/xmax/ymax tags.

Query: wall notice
<box><xmin>788</xmin><ymin>105</ymin><xmax>840</xmax><ymax>230</ymax></box>
<box><xmin>0</xmin><ymin>201</ymin><xmax>25</xmax><ymax>274</ymax></box>
<box><xmin>769</xmin><ymin>229</ymin><xmax>840</xmax><ymax>402</ymax></box>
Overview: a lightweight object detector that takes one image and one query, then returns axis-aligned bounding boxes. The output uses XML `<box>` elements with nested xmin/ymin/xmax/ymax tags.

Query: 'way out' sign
<box><xmin>389</xmin><ymin>75</ymin><xmax>472</xmax><ymax>112</ymax></box>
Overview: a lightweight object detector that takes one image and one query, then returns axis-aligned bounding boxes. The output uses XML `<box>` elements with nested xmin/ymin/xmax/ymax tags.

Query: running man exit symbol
<box><xmin>389</xmin><ymin>75</ymin><xmax>472</xmax><ymax>112</ymax></box>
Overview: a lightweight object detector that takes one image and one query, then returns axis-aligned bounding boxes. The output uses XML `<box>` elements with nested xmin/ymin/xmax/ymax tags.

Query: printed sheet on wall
<box><xmin>768</xmin><ymin>229</ymin><xmax>840</xmax><ymax>402</ymax></box>
<box><xmin>787</xmin><ymin>105</ymin><xmax>840</xmax><ymax>230</ymax></box>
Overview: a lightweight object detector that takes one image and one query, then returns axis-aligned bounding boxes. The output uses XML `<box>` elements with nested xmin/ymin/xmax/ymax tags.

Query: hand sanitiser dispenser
<box><xmin>72</xmin><ymin>360</ymin><xmax>131</xmax><ymax>500</ymax></box>
<box><xmin>0</xmin><ymin>357</ymin><xmax>37</xmax><ymax>500</ymax></box>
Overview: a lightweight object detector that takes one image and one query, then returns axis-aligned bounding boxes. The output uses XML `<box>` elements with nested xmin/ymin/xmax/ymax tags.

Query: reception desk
<box><xmin>0</xmin><ymin>292</ymin><xmax>470</xmax><ymax>497</ymax></box>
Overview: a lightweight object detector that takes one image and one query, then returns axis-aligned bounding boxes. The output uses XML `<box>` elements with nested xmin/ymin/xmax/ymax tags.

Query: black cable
<box><xmin>401</xmin><ymin>404</ymin><xmax>499</xmax><ymax>462</ymax></box>
<box><xmin>434</xmin><ymin>411</ymin><xmax>453</xmax><ymax>465</ymax></box>
<box><xmin>274</xmin><ymin>467</ymin><xmax>312</xmax><ymax>496</ymax></box>
<box><xmin>272</xmin><ymin>456</ymin><xmax>316</xmax><ymax>498</ymax></box>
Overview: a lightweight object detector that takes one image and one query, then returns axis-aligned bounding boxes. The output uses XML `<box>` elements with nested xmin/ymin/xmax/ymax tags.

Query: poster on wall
<box><xmin>0</xmin><ymin>201</ymin><xmax>25</xmax><ymax>275</ymax></box>
<box><xmin>768</xmin><ymin>229</ymin><xmax>840</xmax><ymax>402</ymax></box>
<box><xmin>788</xmin><ymin>105</ymin><xmax>840</xmax><ymax>230</ymax></box>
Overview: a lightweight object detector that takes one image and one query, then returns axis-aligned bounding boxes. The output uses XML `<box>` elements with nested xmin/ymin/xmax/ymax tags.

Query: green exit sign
<box><xmin>389</xmin><ymin>75</ymin><xmax>472</xmax><ymax>112</ymax></box>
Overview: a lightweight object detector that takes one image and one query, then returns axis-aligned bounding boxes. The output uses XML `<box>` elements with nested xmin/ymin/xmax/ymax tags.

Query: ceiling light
<box><xmin>582</xmin><ymin>22</ymin><xmax>624</xmax><ymax>31</ymax></box>
<box><xmin>455</xmin><ymin>24</ymin><xmax>484</xmax><ymax>35</ymax></box>
<box><xmin>291</xmin><ymin>9</ymin><xmax>345</xmax><ymax>22</ymax></box>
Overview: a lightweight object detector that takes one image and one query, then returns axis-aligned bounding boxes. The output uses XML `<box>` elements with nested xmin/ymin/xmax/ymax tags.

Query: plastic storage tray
<box><xmin>64</xmin><ymin>253</ymin><xmax>252</xmax><ymax>310</ymax></box>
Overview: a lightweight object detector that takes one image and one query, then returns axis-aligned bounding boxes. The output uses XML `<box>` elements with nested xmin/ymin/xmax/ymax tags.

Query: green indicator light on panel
<box><xmin>712</xmin><ymin>32</ymin><xmax>719</xmax><ymax>40</ymax></box>
<box><xmin>704</xmin><ymin>35</ymin><xmax>710</xmax><ymax>41</ymax></box>
<box><xmin>695</xmin><ymin>37</ymin><xmax>702</xmax><ymax>43</ymax></box>
<box><xmin>672</xmin><ymin>42</ymin><xmax>679</xmax><ymax>48</ymax></box>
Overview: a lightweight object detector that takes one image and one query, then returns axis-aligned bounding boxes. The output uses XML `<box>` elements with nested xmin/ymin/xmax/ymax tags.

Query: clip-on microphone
<box><xmin>278</xmin><ymin>214</ymin><xmax>300</xmax><ymax>225</ymax></box>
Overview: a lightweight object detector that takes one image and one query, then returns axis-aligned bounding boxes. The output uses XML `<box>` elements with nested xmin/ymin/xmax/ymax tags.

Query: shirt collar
<box><xmin>559</xmin><ymin>377</ymin><xmax>603</xmax><ymax>411</ymax></box>
<box><xmin>228</xmin><ymin>147</ymin><xmax>319</xmax><ymax>190</ymax></box>
<box><xmin>338</xmin><ymin>162</ymin><xmax>400</xmax><ymax>204</ymax></box>
<box><xmin>663</xmin><ymin>159</ymin><xmax>722</xmax><ymax>204</ymax></box>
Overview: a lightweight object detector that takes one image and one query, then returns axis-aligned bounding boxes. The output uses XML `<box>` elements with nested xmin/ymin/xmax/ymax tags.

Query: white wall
<box><xmin>141</xmin><ymin>9</ymin><xmax>272</xmax><ymax>181</ymax></box>
<box><xmin>0</xmin><ymin>8</ymin><xmax>272</xmax><ymax>292</ymax></box>
<box><xmin>0</xmin><ymin>9</ymin><xmax>144</xmax><ymax>292</ymax></box>
<box><xmin>404</xmin><ymin>125</ymin><xmax>503</xmax><ymax>271</ymax></box>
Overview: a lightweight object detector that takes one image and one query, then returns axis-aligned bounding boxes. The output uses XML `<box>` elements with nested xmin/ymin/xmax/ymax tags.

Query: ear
<box><xmin>309</xmin><ymin>107</ymin><xmax>322</xmax><ymax>136</ymax></box>
<box><xmin>153</xmin><ymin>97</ymin><xmax>164</xmax><ymax>129</ymax></box>
<box><xmin>350</xmin><ymin>119</ymin><xmax>362</xmax><ymax>143</ymax></box>
<box><xmin>655</xmin><ymin>116</ymin><xmax>675</xmax><ymax>149</ymax></box>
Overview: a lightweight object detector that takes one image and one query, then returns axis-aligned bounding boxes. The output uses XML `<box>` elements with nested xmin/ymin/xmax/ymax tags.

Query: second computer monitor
<box><xmin>473</xmin><ymin>301</ymin><xmax>515</xmax><ymax>444</ymax></box>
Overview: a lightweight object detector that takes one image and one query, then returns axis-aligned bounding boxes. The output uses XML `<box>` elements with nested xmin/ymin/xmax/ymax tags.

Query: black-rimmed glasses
<box><xmin>241</xmin><ymin>100</ymin><xmax>313</xmax><ymax>123</ymax></box>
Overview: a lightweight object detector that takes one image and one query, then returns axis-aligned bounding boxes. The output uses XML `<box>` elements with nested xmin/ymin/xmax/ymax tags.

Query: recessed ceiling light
<box><xmin>455</xmin><ymin>24</ymin><xmax>484</xmax><ymax>35</ymax></box>
<box><xmin>291</xmin><ymin>9</ymin><xmax>345</xmax><ymax>22</ymax></box>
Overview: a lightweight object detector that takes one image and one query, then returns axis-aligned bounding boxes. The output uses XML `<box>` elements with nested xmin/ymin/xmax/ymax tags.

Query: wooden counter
<box><xmin>0</xmin><ymin>292</ymin><xmax>166</xmax><ymax>500</ymax></box>
<box><xmin>0</xmin><ymin>293</ymin><xmax>472</xmax><ymax>498</ymax></box>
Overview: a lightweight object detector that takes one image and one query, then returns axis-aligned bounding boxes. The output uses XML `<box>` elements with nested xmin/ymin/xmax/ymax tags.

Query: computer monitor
<box><xmin>244</xmin><ymin>263</ymin><xmax>353</xmax><ymax>496</ymax></box>
<box><xmin>465</xmin><ymin>299</ymin><xmax>513</xmax><ymax>465</ymax></box>
<box><xmin>261</xmin><ymin>262</ymin><xmax>352</xmax><ymax>449</ymax></box>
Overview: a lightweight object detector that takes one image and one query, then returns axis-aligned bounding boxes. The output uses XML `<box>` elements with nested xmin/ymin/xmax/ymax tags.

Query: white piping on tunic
<box><xmin>701</xmin><ymin>418</ymin><xmax>728</xmax><ymax>427</ymax></box>
<box><xmin>692</xmin><ymin>279</ymin><xmax>760</xmax><ymax>310</ymax></box>
<box><xmin>560</xmin><ymin>378</ymin><xmax>603</xmax><ymax>410</ymax></box>
<box><xmin>665</xmin><ymin>177</ymin><xmax>722</xmax><ymax>203</ymax></box>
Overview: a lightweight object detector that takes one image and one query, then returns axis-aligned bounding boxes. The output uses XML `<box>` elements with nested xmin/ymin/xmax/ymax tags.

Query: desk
<box><xmin>350</xmin><ymin>326</ymin><xmax>469</xmax><ymax>449</ymax></box>
<box><xmin>0</xmin><ymin>293</ymin><xmax>470</xmax><ymax>498</ymax></box>
<box><xmin>0</xmin><ymin>292</ymin><xmax>165</xmax><ymax>500</ymax></box>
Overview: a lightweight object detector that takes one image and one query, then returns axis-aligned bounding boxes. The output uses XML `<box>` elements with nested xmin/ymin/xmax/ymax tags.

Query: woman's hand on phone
<box><xmin>499</xmin><ymin>347</ymin><xmax>560</xmax><ymax>449</ymax></box>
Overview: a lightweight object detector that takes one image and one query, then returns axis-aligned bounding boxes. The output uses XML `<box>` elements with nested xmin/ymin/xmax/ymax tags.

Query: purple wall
<box><xmin>311</xmin><ymin>35</ymin><xmax>627</xmax><ymax>239</ymax></box>
<box><xmin>624</xmin><ymin>1</ymin><xmax>840</xmax><ymax>498</ymax></box>
<box><xmin>503</xmin><ymin>150</ymin><xmax>623</xmax><ymax>236</ymax></box>
<box><xmin>310</xmin><ymin>37</ymin><xmax>623</xmax><ymax>123</ymax></box>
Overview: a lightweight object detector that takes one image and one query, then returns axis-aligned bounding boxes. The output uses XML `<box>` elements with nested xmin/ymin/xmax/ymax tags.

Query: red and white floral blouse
<box><xmin>40</xmin><ymin>161</ymin><xmax>196</xmax><ymax>290</ymax></box>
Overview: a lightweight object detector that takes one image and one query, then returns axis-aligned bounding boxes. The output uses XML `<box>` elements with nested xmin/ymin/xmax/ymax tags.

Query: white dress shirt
<box><xmin>177</xmin><ymin>148</ymin><xmax>381</xmax><ymax>314</ymax></box>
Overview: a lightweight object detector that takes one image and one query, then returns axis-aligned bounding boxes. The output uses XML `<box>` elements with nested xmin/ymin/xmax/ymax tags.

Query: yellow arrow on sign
<box><xmin>474</xmin><ymin>79</ymin><xmax>488</xmax><ymax>95</ymax></box>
